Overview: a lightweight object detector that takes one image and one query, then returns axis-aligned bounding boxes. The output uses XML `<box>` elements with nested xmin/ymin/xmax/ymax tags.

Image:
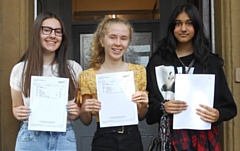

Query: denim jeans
<box><xmin>15</xmin><ymin>123</ymin><xmax>77</xmax><ymax>151</ymax></box>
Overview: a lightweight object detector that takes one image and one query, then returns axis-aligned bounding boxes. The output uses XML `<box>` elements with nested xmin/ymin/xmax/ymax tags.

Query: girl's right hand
<box><xmin>81</xmin><ymin>98</ymin><xmax>101</xmax><ymax>113</ymax></box>
<box><xmin>13</xmin><ymin>105</ymin><xmax>31</xmax><ymax>121</ymax></box>
<box><xmin>164</xmin><ymin>100</ymin><xmax>187</xmax><ymax>114</ymax></box>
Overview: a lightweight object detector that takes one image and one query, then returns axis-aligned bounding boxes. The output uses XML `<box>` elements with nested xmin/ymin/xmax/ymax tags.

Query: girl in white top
<box><xmin>10</xmin><ymin>12</ymin><xmax>82</xmax><ymax>151</ymax></box>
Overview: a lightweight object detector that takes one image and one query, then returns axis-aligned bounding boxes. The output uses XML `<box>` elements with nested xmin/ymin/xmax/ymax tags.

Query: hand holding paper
<box><xmin>132</xmin><ymin>91</ymin><xmax>149</xmax><ymax>119</ymax></box>
<box><xmin>132</xmin><ymin>91</ymin><xmax>148</xmax><ymax>107</ymax></box>
<box><xmin>164</xmin><ymin>100</ymin><xmax>188</xmax><ymax>114</ymax></box>
<box><xmin>67</xmin><ymin>102</ymin><xmax>81</xmax><ymax>120</ymax></box>
<box><xmin>81</xmin><ymin>98</ymin><xmax>101</xmax><ymax>113</ymax></box>
<box><xmin>196</xmin><ymin>104</ymin><xmax>219</xmax><ymax>123</ymax></box>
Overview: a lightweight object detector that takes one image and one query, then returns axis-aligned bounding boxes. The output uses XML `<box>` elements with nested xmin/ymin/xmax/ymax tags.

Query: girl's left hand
<box><xmin>67</xmin><ymin>102</ymin><xmax>80</xmax><ymax>120</ymax></box>
<box><xmin>132</xmin><ymin>91</ymin><xmax>149</xmax><ymax>108</ymax></box>
<box><xmin>196</xmin><ymin>104</ymin><xmax>219</xmax><ymax>123</ymax></box>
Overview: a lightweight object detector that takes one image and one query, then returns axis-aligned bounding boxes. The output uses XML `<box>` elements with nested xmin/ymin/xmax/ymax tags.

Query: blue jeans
<box><xmin>15</xmin><ymin>123</ymin><xmax>77</xmax><ymax>151</ymax></box>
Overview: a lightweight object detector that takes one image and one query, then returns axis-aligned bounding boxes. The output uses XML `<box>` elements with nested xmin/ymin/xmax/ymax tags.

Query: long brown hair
<box><xmin>88</xmin><ymin>18</ymin><xmax>133</xmax><ymax>69</ymax></box>
<box><xmin>19</xmin><ymin>12</ymin><xmax>77</xmax><ymax>100</ymax></box>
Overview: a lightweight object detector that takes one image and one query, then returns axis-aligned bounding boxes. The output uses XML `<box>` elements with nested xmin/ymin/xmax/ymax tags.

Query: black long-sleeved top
<box><xmin>146</xmin><ymin>51</ymin><xmax>237</xmax><ymax>126</ymax></box>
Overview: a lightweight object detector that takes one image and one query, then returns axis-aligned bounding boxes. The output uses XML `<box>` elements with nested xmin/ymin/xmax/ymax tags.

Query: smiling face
<box><xmin>40</xmin><ymin>18</ymin><xmax>62</xmax><ymax>54</ymax></box>
<box><xmin>100</xmin><ymin>23</ymin><xmax>130</xmax><ymax>61</ymax></box>
<box><xmin>174</xmin><ymin>11</ymin><xmax>195</xmax><ymax>45</ymax></box>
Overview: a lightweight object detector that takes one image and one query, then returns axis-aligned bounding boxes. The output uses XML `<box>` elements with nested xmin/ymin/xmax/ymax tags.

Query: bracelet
<box><xmin>160</xmin><ymin>100</ymin><xmax>169</xmax><ymax>112</ymax></box>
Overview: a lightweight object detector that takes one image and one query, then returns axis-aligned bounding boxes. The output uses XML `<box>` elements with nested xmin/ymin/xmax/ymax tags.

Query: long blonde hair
<box><xmin>88</xmin><ymin>18</ymin><xmax>133</xmax><ymax>69</ymax></box>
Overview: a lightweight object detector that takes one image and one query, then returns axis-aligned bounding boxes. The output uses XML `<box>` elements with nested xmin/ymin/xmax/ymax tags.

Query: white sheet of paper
<box><xmin>96</xmin><ymin>71</ymin><xmax>138</xmax><ymax>127</ymax></box>
<box><xmin>28</xmin><ymin>76</ymin><xmax>69</xmax><ymax>132</ymax></box>
<box><xmin>173</xmin><ymin>74</ymin><xmax>215</xmax><ymax>130</ymax></box>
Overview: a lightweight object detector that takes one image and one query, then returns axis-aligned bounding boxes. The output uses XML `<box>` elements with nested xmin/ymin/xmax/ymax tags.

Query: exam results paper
<box><xmin>28</xmin><ymin>76</ymin><xmax>69</xmax><ymax>132</ymax></box>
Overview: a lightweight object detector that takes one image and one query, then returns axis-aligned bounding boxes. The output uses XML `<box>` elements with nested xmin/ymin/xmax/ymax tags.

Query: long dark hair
<box><xmin>19</xmin><ymin>12</ymin><xmax>76</xmax><ymax>100</ymax></box>
<box><xmin>157</xmin><ymin>3</ymin><xmax>210</xmax><ymax>72</ymax></box>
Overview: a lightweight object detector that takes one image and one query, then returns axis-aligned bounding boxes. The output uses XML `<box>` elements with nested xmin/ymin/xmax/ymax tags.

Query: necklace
<box><xmin>178</xmin><ymin>58</ymin><xmax>195</xmax><ymax>74</ymax></box>
<box><xmin>178</xmin><ymin>58</ymin><xmax>186</xmax><ymax>67</ymax></box>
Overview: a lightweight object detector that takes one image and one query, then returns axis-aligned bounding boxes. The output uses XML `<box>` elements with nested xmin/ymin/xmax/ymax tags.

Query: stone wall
<box><xmin>0</xmin><ymin>0</ymin><xmax>33</xmax><ymax>150</ymax></box>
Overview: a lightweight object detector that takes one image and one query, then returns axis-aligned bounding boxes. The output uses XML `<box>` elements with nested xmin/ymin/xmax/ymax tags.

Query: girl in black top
<box><xmin>146</xmin><ymin>3</ymin><xmax>237</xmax><ymax>151</ymax></box>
